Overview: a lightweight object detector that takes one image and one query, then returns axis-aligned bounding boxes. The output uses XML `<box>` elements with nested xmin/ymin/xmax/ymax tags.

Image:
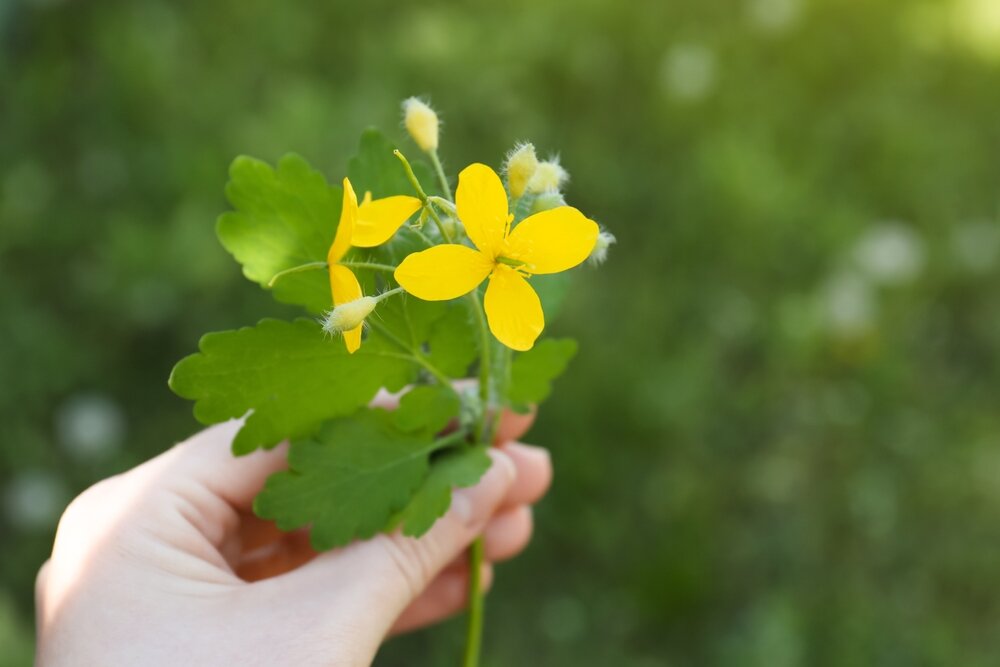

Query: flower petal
<box><xmin>456</xmin><ymin>163</ymin><xmax>509</xmax><ymax>257</ymax></box>
<box><xmin>352</xmin><ymin>195</ymin><xmax>422</xmax><ymax>248</ymax></box>
<box><xmin>328</xmin><ymin>263</ymin><xmax>363</xmax><ymax>353</ymax></box>
<box><xmin>328</xmin><ymin>178</ymin><xmax>358</xmax><ymax>264</ymax></box>
<box><xmin>395</xmin><ymin>245</ymin><xmax>493</xmax><ymax>301</ymax></box>
<box><xmin>504</xmin><ymin>206</ymin><xmax>599</xmax><ymax>275</ymax></box>
<box><xmin>484</xmin><ymin>265</ymin><xmax>544</xmax><ymax>351</ymax></box>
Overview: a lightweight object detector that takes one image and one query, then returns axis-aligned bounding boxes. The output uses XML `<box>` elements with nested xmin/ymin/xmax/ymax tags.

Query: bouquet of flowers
<box><xmin>169</xmin><ymin>98</ymin><xmax>613</xmax><ymax>665</ymax></box>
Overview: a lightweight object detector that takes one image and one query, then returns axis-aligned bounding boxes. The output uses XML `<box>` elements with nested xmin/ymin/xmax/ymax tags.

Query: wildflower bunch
<box><xmin>169</xmin><ymin>99</ymin><xmax>612</xmax><ymax>666</ymax></box>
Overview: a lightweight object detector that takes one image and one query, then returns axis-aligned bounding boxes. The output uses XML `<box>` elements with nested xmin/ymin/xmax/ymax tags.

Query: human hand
<box><xmin>35</xmin><ymin>403</ymin><xmax>550</xmax><ymax>666</ymax></box>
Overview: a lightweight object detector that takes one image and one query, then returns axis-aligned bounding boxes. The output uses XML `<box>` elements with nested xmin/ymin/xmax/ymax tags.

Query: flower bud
<box><xmin>529</xmin><ymin>190</ymin><xmax>567</xmax><ymax>214</ymax></box>
<box><xmin>527</xmin><ymin>159</ymin><xmax>568</xmax><ymax>194</ymax></box>
<box><xmin>402</xmin><ymin>97</ymin><xmax>439</xmax><ymax>153</ymax></box>
<box><xmin>322</xmin><ymin>296</ymin><xmax>378</xmax><ymax>335</ymax></box>
<box><xmin>504</xmin><ymin>142</ymin><xmax>538</xmax><ymax>199</ymax></box>
<box><xmin>588</xmin><ymin>229</ymin><xmax>616</xmax><ymax>265</ymax></box>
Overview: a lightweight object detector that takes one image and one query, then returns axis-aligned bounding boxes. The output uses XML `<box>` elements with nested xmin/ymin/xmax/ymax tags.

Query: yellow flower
<box><xmin>328</xmin><ymin>178</ymin><xmax>421</xmax><ymax>352</ymax></box>
<box><xmin>394</xmin><ymin>163</ymin><xmax>598</xmax><ymax>351</ymax></box>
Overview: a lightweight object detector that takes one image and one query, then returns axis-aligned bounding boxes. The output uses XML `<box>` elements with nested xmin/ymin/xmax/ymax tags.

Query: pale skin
<box><xmin>34</xmin><ymin>401</ymin><xmax>550</xmax><ymax>666</ymax></box>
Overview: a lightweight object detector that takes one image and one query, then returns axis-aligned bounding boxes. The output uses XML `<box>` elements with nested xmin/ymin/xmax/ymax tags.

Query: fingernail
<box><xmin>450</xmin><ymin>450</ymin><xmax>516</xmax><ymax>527</ymax></box>
<box><xmin>489</xmin><ymin>449</ymin><xmax>517</xmax><ymax>482</ymax></box>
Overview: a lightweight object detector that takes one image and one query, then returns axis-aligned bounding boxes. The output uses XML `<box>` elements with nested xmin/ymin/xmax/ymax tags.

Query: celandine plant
<box><xmin>168</xmin><ymin>98</ymin><xmax>614</xmax><ymax>666</ymax></box>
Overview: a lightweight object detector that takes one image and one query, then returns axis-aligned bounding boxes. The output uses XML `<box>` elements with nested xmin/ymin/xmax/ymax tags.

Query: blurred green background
<box><xmin>3</xmin><ymin>0</ymin><xmax>1000</xmax><ymax>664</ymax></box>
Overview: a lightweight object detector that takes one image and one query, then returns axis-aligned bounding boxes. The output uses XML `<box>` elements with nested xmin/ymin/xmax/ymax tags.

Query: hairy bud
<box><xmin>322</xmin><ymin>296</ymin><xmax>378</xmax><ymax>335</ymax></box>
<box><xmin>402</xmin><ymin>98</ymin><xmax>440</xmax><ymax>153</ymax></box>
<box><xmin>504</xmin><ymin>142</ymin><xmax>539</xmax><ymax>199</ymax></box>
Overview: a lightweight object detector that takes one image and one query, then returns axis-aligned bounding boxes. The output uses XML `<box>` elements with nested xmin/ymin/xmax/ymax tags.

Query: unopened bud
<box><xmin>589</xmin><ymin>229</ymin><xmax>616</xmax><ymax>265</ymax></box>
<box><xmin>322</xmin><ymin>296</ymin><xmax>378</xmax><ymax>335</ymax></box>
<box><xmin>527</xmin><ymin>159</ymin><xmax>568</xmax><ymax>194</ymax></box>
<box><xmin>402</xmin><ymin>97</ymin><xmax>439</xmax><ymax>153</ymax></box>
<box><xmin>504</xmin><ymin>142</ymin><xmax>538</xmax><ymax>199</ymax></box>
<box><xmin>530</xmin><ymin>190</ymin><xmax>567</xmax><ymax>214</ymax></box>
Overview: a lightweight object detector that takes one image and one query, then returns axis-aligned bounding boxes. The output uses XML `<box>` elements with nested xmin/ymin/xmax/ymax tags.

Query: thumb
<box><xmin>258</xmin><ymin>448</ymin><xmax>517</xmax><ymax>658</ymax></box>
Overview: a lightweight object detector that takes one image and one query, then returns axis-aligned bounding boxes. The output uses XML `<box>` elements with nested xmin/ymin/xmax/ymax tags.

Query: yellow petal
<box><xmin>503</xmin><ymin>206</ymin><xmax>599</xmax><ymax>275</ymax></box>
<box><xmin>456</xmin><ymin>163</ymin><xmax>509</xmax><ymax>257</ymax></box>
<box><xmin>328</xmin><ymin>263</ymin><xmax>363</xmax><ymax>353</ymax></box>
<box><xmin>328</xmin><ymin>178</ymin><xmax>358</xmax><ymax>264</ymax></box>
<box><xmin>483</xmin><ymin>265</ymin><xmax>544</xmax><ymax>351</ymax></box>
<box><xmin>395</xmin><ymin>245</ymin><xmax>493</xmax><ymax>301</ymax></box>
<box><xmin>351</xmin><ymin>195</ymin><xmax>422</xmax><ymax>248</ymax></box>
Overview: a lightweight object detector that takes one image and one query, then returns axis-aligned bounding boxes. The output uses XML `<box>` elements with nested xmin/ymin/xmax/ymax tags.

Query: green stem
<box><xmin>428</xmin><ymin>196</ymin><xmax>457</xmax><ymax>216</ymax></box>
<box><xmin>429</xmin><ymin>150</ymin><xmax>453</xmax><ymax>200</ymax></box>
<box><xmin>462</xmin><ymin>537</ymin><xmax>486</xmax><ymax>667</ymax></box>
<box><xmin>375</xmin><ymin>286</ymin><xmax>405</xmax><ymax>302</ymax></box>
<box><xmin>394</xmin><ymin>149</ymin><xmax>455</xmax><ymax>244</ymax></box>
<box><xmin>462</xmin><ymin>288</ymin><xmax>496</xmax><ymax>667</ymax></box>
<box><xmin>366</xmin><ymin>320</ymin><xmax>454</xmax><ymax>389</ymax></box>
<box><xmin>340</xmin><ymin>261</ymin><xmax>397</xmax><ymax>273</ymax></box>
<box><xmin>267</xmin><ymin>261</ymin><xmax>327</xmax><ymax>288</ymax></box>
<box><xmin>467</xmin><ymin>291</ymin><xmax>492</xmax><ymax>442</ymax></box>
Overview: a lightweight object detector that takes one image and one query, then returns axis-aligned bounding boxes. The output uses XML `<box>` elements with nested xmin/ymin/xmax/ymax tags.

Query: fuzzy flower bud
<box><xmin>402</xmin><ymin>97</ymin><xmax>439</xmax><ymax>153</ymax></box>
<box><xmin>322</xmin><ymin>296</ymin><xmax>377</xmax><ymax>335</ymax></box>
<box><xmin>527</xmin><ymin>159</ymin><xmax>569</xmax><ymax>194</ymax></box>
<box><xmin>504</xmin><ymin>142</ymin><xmax>538</xmax><ymax>199</ymax></box>
<box><xmin>589</xmin><ymin>229</ymin><xmax>616</xmax><ymax>265</ymax></box>
<box><xmin>530</xmin><ymin>190</ymin><xmax>567</xmax><ymax>214</ymax></box>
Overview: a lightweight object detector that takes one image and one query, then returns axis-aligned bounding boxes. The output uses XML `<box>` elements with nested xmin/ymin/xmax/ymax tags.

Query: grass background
<box><xmin>3</xmin><ymin>0</ymin><xmax>1000</xmax><ymax>664</ymax></box>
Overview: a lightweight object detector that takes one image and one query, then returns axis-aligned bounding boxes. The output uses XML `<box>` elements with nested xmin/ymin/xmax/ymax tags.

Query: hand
<box><xmin>35</xmin><ymin>405</ymin><xmax>551</xmax><ymax>666</ymax></box>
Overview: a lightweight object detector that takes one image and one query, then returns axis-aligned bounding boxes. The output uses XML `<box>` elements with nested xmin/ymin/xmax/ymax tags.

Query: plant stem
<box><xmin>267</xmin><ymin>261</ymin><xmax>328</xmax><ymax>287</ymax></box>
<box><xmin>429</xmin><ymin>150</ymin><xmax>453</xmax><ymax>200</ymax></box>
<box><xmin>365</xmin><ymin>319</ymin><xmax>454</xmax><ymax>389</ymax></box>
<box><xmin>340</xmin><ymin>261</ymin><xmax>397</xmax><ymax>273</ymax></box>
<box><xmin>462</xmin><ymin>288</ymin><xmax>496</xmax><ymax>667</ymax></box>
<box><xmin>394</xmin><ymin>149</ymin><xmax>455</xmax><ymax>244</ymax></box>
<box><xmin>462</xmin><ymin>537</ymin><xmax>486</xmax><ymax>667</ymax></box>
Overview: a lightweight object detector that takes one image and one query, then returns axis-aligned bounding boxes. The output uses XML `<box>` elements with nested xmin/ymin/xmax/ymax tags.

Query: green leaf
<box><xmin>348</xmin><ymin>128</ymin><xmax>441</xmax><ymax>199</ymax></box>
<box><xmin>254</xmin><ymin>410</ymin><xmax>435</xmax><ymax>550</ymax></box>
<box><xmin>532</xmin><ymin>272</ymin><xmax>573</xmax><ymax>321</ymax></box>
<box><xmin>169</xmin><ymin>318</ymin><xmax>416</xmax><ymax>454</ymax></box>
<box><xmin>427</xmin><ymin>300</ymin><xmax>479</xmax><ymax>378</ymax></box>
<box><xmin>393</xmin><ymin>385</ymin><xmax>461</xmax><ymax>437</ymax></box>
<box><xmin>396</xmin><ymin>446</ymin><xmax>492</xmax><ymax>537</ymax></box>
<box><xmin>509</xmin><ymin>338</ymin><xmax>579</xmax><ymax>405</ymax></box>
<box><xmin>216</xmin><ymin>154</ymin><xmax>338</xmax><ymax>313</ymax></box>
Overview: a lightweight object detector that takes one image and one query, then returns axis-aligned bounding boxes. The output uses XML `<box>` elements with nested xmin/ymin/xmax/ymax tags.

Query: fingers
<box><xmin>482</xmin><ymin>505</ymin><xmax>533</xmax><ymax>562</ymax></box>
<box><xmin>129</xmin><ymin>420</ymin><xmax>289</xmax><ymax>512</ymax></box>
<box><xmin>390</xmin><ymin>564</ymin><xmax>494</xmax><ymax>634</ymax></box>
<box><xmin>234</xmin><ymin>442</ymin><xmax>549</xmax><ymax>581</ymax></box>
<box><xmin>494</xmin><ymin>407</ymin><xmax>536</xmax><ymax>445</ymax></box>
<box><xmin>496</xmin><ymin>442</ymin><xmax>551</xmax><ymax>507</ymax></box>
<box><xmin>258</xmin><ymin>448</ymin><xmax>516</xmax><ymax>655</ymax></box>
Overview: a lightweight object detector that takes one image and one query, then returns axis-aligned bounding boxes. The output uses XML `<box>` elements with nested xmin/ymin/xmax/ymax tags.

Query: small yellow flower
<box><xmin>328</xmin><ymin>178</ymin><xmax>420</xmax><ymax>352</ymax></box>
<box><xmin>394</xmin><ymin>164</ymin><xmax>598</xmax><ymax>351</ymax></box>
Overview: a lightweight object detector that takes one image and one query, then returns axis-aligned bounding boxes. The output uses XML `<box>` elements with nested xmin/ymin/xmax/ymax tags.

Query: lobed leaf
<box><xmin>216</xmin><ymin>154</ymin><xmax>338</xmax><ymax>313</ymax></box>
<box><xmin>509</xmin><ymin>338</ymin><xmax>579</xmax><ymax>405</ymax></box>
<box><xmin>395</xmin><ymin>446</ymin><xmax>492</xmax><ymax>537</ymax></box>
<box><xmin>168</xmin><ymin>318</ymin><xmax>416</xmax><ymax>454</ymax></box>
<box><xmin>255</xmin><ymin>410</ymin><xmax>435</xmax><ymax>550</ymax></box>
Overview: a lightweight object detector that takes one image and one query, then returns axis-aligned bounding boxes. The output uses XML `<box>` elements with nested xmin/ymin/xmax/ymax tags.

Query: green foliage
<box><xmin>427</xmin><ymin>301</ymin><xmax>480</xmax><ymax>378</ymax></box>
<box><xmin>217</xmin><ymin>154</ymin><xmax>339</xmax><ymax>314</ymax></box>
<box><xmin>509</xmin><ymin>338</ymin><xmax>578</xmax><ymax>405</ymax></box>
<box><xmin>393</xmin><ymin>385</ymin><xmax>461</xmax><ymax>437</ymax></box>
<box><xmin>348</xmin><ymin>128</ymin><xmax>439</xmax><ymax>198</ymax></box>
<box><xmin>168</xmin><ymin>319</ymin><xmax>415</xmax><ymax>453</ymax></box>
<box><xmin>255</xmin><ymin>409</ymin><xmax>441</xmax><ymax>550</ymax></box>
<box><xmin>395</xmin><ymin>445</ymin><xmax>492</xmax><ymax>537</ymax></box>
<box><xmin>9</xmin><ymin>1</ymin><xmax>1000</xmax><ymax>665</ymax></box>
